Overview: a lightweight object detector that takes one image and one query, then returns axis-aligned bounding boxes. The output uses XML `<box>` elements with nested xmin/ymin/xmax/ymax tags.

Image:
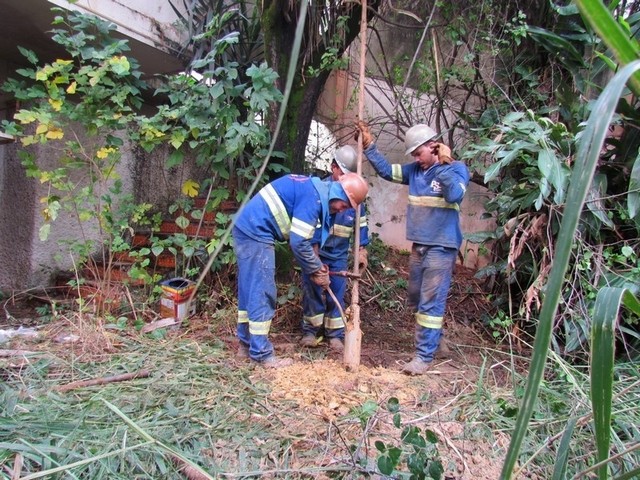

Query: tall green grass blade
<box><xmin>575</xmin><ymin>0</ymin><xmax>640</xmax><ymax>95</ymax></box>
<box><xmin>592</xmin><ymin>288</ymin><xmax>640</xmax><ymax>479</ymax></box>
<box><xmin>591</xmin><ymin>287</ymin><xmax>619</xmax><ymax>480</ymax></box>
<box><xmin>551</xmin><ymin>417</ymin><xmax>577</xmax><ymax>480</ymax></box>
<box><xmin>499</xmin><ymin>60</ymin><xmax>640</xmax><ymax>480</ymax></box>
<box><xmin>628</xmin><ymin>150</ymin><xmax>640</xmax><ymax>219</ymax></box>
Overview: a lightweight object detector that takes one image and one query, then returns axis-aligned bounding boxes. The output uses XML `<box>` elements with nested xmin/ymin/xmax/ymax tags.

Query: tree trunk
<box><xmin>260</xmin><ymin>0</ymin><xmax>380</xmax><ymax>174</ymax></box>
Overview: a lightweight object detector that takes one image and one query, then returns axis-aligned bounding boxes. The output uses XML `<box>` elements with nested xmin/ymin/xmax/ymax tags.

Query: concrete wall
<box><xmin>0</xmin><ymin>138</ymin><xmax>36</xmax><ymax>289</ymax></box>
<box><xmin>0</xmin><ymin>118</ymin><xmax>204</xmax><ymax>290</ymax></box>
<box><xmin>0</xmin><ymin>0</ymin><xmax>193</xmax><ymax>291</ymax></box>
<box><xmin>47</xmin><ymin>0</ymin><xmax>187</xmax><ymax>49</ymax></box>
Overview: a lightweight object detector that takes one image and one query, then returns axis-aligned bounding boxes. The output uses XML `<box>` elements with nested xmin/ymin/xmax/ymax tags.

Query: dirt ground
<box><xmin>191</xmin><ymin>258</ymin><xmax>513</xmax><ymax>480</ymax></box>
<box><xmin>2</xmin><ymin>252</ymin><xmax>519</xmax><ymax>479</ymax></box>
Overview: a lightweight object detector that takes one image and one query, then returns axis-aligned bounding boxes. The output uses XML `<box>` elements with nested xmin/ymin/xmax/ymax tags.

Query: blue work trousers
<box><xmin>408</xmin><ymin>244</ymin><xmax>457</xmax><ymax>362</ymax></box>
<box><xmin>232</xmin><ymin>226</ymin><xmax>275</xmax><ymax>361</ymax></box>
<box><xmin>301</xmin><ymin>257</ymin><xmax>347</xmax><ymax>339</ymax></box>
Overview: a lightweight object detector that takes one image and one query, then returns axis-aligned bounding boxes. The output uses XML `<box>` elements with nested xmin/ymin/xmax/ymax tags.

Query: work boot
<box><xmin>236</xmin><ymin>344</ymin><xmax>250</xmax><ymax>360</ymax></box>
<box><xmin>328</xmin><ymin>338</ymin><xmax>344</xmax><ymax>352</ymax></box>
<box><xmin>254</xmin><ymin>356</ymin><xmax>294</xmax><ymax>369</ymax></box>
<box><xmin>401</xmin><ymin>357</ymin><xmax>433</xmax><ymax>376</ymax></box>
<box><xmin>300</xmin><ymin>334</ymin><xmax>322</xmax><ymax>347</ymax></box>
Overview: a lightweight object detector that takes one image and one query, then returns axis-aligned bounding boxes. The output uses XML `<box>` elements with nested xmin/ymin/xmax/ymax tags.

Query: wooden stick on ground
<box><xmin>56</xmin><ymin>369</ymin><xmax>151</xmax><ymax>392</ymax></box>
<box><xmin>0</xmin><ymin>349</ymin><xmax>44</xmax><ymax>357</ymax></box>
<box><xmin>171</xmin><ymin>455</ymin><xmax>211</xmax><ymax>480</ymax></box>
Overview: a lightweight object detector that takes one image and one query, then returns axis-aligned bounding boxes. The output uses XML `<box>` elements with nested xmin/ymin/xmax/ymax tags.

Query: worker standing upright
<box><xmin>300</xmin><ymin>145</ymin><xmax>370</xmax><ymax>352</ymax></box>
<box><xmin>356</xmin><ymin>121</ymin><xmax>470</xmax><ymax>375</ymax></box>
<box><xmin>232</xmin><ymin>172</ymin><xmax>369</xmax><ymax>368</ymax></box>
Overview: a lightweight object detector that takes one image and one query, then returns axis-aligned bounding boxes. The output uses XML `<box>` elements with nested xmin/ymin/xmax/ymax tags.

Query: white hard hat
<box><xmin>334</xmin><ymin>145</ymin><xmax>358</xmax><ymax>173</ymax></box>
<box><xmin>404</xmin><ymin>124</ymin><xmax>437</xmax><ymax>155</ymax></box>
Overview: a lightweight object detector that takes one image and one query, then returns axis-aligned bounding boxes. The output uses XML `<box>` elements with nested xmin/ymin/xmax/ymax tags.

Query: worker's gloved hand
<box><xmin>354</xmin><ymin>120</ymin><xmax>373</xmax><ymax>149</ymax></box>
<box><xmin>358</xmin><ymin>248</ymin><xmax>368</xmax><ymax>272</ymax></box>
<box><xmin>431</xmin><ymin>142</ymin><xmax>452</xmax><ymax>164</ymax></box>
<box><xmin>310</xmin><ymin>264</ymin><xmax>331</xmax><ymax>290</ymax></box>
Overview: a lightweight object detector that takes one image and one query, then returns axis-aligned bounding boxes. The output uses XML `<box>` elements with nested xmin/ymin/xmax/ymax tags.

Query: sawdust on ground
<box><xmin>247</xmin><ymin>351</ymin><xmax>510</xmax><ymax>480</ymax></box>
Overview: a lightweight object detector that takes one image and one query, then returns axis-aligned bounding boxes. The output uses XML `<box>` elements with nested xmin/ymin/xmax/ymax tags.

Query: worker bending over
<box><xmin>232</xmin><ymin>172</ymin><xmax>369</xmax><ymax>368</ymax></box>
<box><xmin>300</xmin><ymin>145</ymin><xmax>370</xmax><ymax>352</ymax></box>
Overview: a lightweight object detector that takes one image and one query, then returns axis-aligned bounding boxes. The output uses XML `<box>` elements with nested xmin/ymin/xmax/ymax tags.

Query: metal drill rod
<box><xmin>328</xmin><ymin>270</ymin><xmax>362</xmax><ymax>279</ymax></box>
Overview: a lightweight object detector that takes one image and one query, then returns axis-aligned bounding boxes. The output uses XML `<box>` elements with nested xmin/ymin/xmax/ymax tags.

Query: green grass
<box><xmin>0</xmin><ymin>337</ymin><xmax>297</xmax><ymax>478</ymax></box>
<box><xmin>2</xmin><ymin>324</ymin><xmax>639</xmax><ymax>479</ymax></box>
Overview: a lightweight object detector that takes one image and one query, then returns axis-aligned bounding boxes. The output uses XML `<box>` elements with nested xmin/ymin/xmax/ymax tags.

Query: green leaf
<box><xmin>590</xmin><ymin>287</ymin><xmax>620</xmax><ymax>480</ymax></box>
<box><xmin>484</xmin><ymin>161</ymin><xmax>503</xmax><ymax>183</ymax></box>
<box><xmin>167</xmin><ymin>150</ymin><xmax>184</xmax><ymax>168</ymax></box>
<box><xmin>525</xmin><ymin>26</ymin><xmax>586</xmax><ymax>71</ymax></box>
<box><xmin>537</xmin><ymin>148</ymin><xmax>567</xmax><ymax>203</ymax></box>
<box><xmin>14</xmin><ymin>110</ymin><xmax>38</xmax><ymax>124</ymax></box>
<box><xmin>424</xmin><ymin>429</ymin><xmax>438</xmax><ymax>444</ymax></box>
<box><xmin>377</xmin><ymin>454</ymin><xmax>395</xmax><ymax>475</ymax></box>
<box><xmin>393</xmin><ymin>413</ymin><xmax>401</xmax><ymax>428</ymax></box>
<box><xmin>175</xmin><ymin>216</ymin><xmax>189</xmax><ymax>230</ymax></box>
<box><xmin>386</xmin><ymin>397</ymin><xmax>400</xmax><ymax>413</ymax></box>
<box><xmin>108</xmin><ymin>55</ymin><xmax>131</xmax><ymax>75</ymax></box>
<box><xmin>18</xmin><ymin>46</ymin><xmax>39</xmax><ymax>65</ymax></box>
<box><xmin>575</xmin><ymin>0</ymin><xmax>640</xmax><ymax>95</ymax></box>
<box><xmin>429</xmin><ymin>460</ymin><xmax>444</xmax><ymax>479</ymax></box>
<box><xmin>551</xmin><ymin>417</ymin><xmax>577</xmax><ymax>480</ymax></box>
<box><xmin>586</xmin><ymin>177</ymin><xmax>615</xmax><ymax>229</ymax></box>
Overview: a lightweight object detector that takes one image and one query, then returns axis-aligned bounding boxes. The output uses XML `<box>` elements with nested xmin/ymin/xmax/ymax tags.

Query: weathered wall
<box><xmin>0</xmin><ymin>0</ymin><xmax>193</xmax><ymax>291</ymax></box>
<box><xmin>0</xmin><ymin>116</ymin><xmax>204</xmax><ymax>290</ymax></box>
<box><xmin>0</xmin><ymin>139</ymin><xmax>36</xmax><ymax>289</ymax></box>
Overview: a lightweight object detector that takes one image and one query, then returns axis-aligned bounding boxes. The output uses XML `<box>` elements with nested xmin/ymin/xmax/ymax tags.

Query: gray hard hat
<box><xmin>334</xmin><ymin>145</ymin><xmax>358</xmax><ymax>173</ymax></box>
<box><xmin>404</xmin><ymin>124</ymin><xmax>438</xmax><ymax>155</ymax></box>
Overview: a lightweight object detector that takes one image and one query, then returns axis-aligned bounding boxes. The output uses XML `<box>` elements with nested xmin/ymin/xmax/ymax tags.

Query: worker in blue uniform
<box><xmin>356</xmin><ymin>121</ymin><xmax>470</xmax><ymax>375</ymax></box>
<box><xmin>300</xmin><ymin>145</ymin><xmax>370</xmax><ymax>352</ymax></box>
<box><xmin>232</xmin><ymin>172</ymin><xmax>369</xmax><ymax>368</ymax></box>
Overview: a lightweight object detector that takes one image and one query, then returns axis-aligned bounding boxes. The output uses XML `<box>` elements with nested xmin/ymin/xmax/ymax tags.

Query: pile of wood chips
<box><xmin>258</xmin><ymin>359</ymin><xmax>432</xmax><ymax>420</ymax></box>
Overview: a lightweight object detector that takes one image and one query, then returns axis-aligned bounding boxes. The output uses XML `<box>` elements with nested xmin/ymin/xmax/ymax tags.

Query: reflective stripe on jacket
<box><xmin>234</xmin><ymin>174</ymin><xmax>329</xmax><ymax>274</ymax></box>
<box><xmin>316</xmin><ymin>203</ymin><xmax>370</xmax><ymax>262</ymax></box>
